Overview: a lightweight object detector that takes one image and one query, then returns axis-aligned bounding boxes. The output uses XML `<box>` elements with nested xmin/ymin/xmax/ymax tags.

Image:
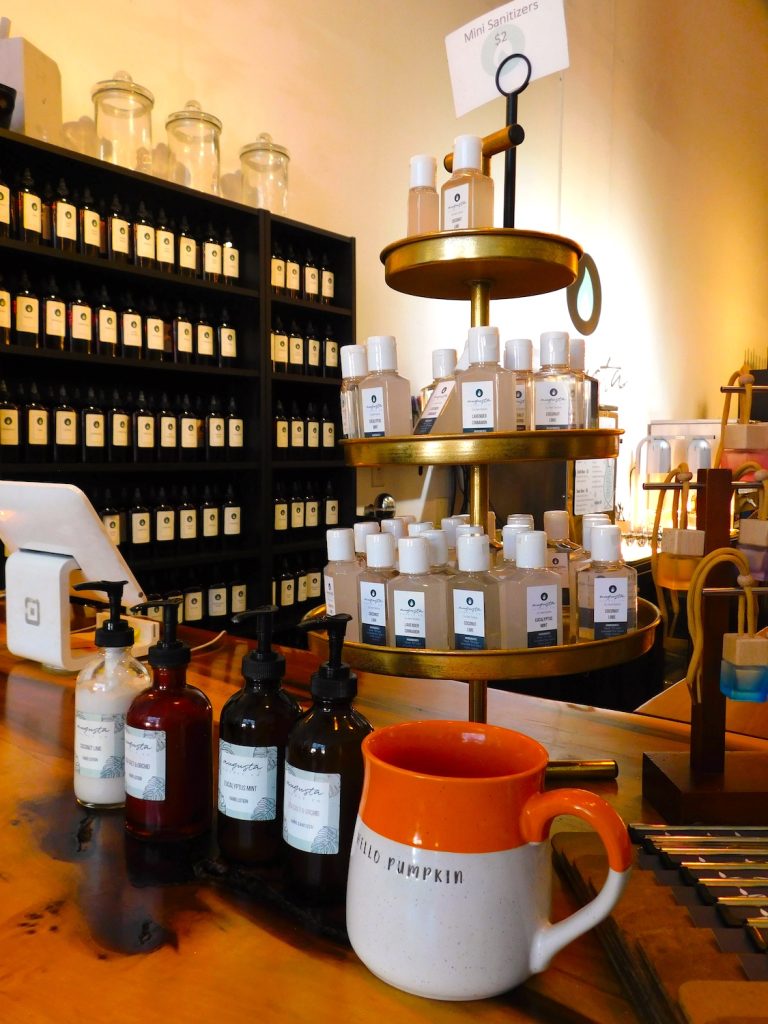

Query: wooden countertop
<box><xmin>2</xmin><ymin>626</ymin><xmax>766</xmax><ymax>1023</ymax></box>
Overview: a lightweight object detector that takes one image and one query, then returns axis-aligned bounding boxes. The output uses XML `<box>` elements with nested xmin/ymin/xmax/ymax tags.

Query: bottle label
<box><xmin>324</xmin><ymin>575</ymin><xmax>335</xmax><ymax>614</ymax></box>
<box><xmin>223</xmin><ymin>506</ymin><xmax>241</xmax><ymax>535</ymax></box>
<box><xmin>45</xmin><ymin>299</ymin><xmax>66</xmax><ymax>337</ymax></box>
<box><xmin>361</xmin><ymin>386</ymin><xmax>386</xmax><ymax>437</ymax></box>
<box><xmin>414</xmin><ymin>380</ymin><xmax>456</xmax><ymax>435</ymax></box>
<box><xmin>275</xmin><ymin>420</ymin><xmax>289</xmax><ymax>448</ymax></box>
<box><xmin>222</xmin><ymin>246</ymin><xmax>239</xmax><ymax>278</ymax></box>
<box><xmin>16</xmin><ymin>297</ymin><xmax>39</xmax><ymax>333</ymax></box>
<box><xmin>181</xmin><ymin>417</ymin><xmax>197</xmax><ymax>448</ymax></box>
<box><xmin>0</xmin><ymin>409</ymin><xmax>19</xmax><ymax>446</ymax></box>
<box><xmin>156</xmin><ymin>511</ymin><xmax>175</xmax><ymax>542</ymax></box>
<box><xmin>289</xmin><ymin>336</ymin><xmax>304</xmax><ymax>366</ymax></box>
<box><xmin>325</xmin><ymin>340</ymin><xmax>339</xmax><ymax>368</ymax></box>
<box><xmin>218</xmin><ymin>742</ymin><xmax>277</xmax><ymax>821</ymax></box>
<box><xmin>273</xmin><ymin>332</ymin><xmax>288</xmax><ymax>363</ymax></box>
<box><xmin>231</xmin><ymin>584</ymin><xmax>247</xmax><ymax>614</ymax></box>
<box><xmin>525</xmin><ymin>585</ymin><xmax>559</xmax><ymax>648</ymax></box>
<box><xmin>156</xmin><ymin>228</ymin><xmax>174</xmax><ymax>263</ymax></box>
<box><xmin>0</xmin><ymin>290</ymin><xmax>10</xmax><ymax>328</ymax></box>
<box><xmin>102</xmin><ymin>513</ymin><xmax>121</xmax><ymax>544</ymax></box>
<box><xmin>83</xmin><ymin>210</ymin><xmax>101</xmax><ymax>247</ymax></box>
<box><xmin>307</xmin><ymin>337</ymin><xmax>321</xmax><ymax>367</ymax></box>
<box><xmin>185</xmin><ymin>590</ymin><xmax>203</xmax><ymax>621</ymax></box>
<box><xmin>135</xmin><ymin>225</ymin><xmax>155</xmax><ymax>259</ymax></box>
<box><xmin>180</xmin><ymin>509</ymin><xmax>197</xmax><ymax>539</ymax></box>
<box><xmin>147</xmin><ymin>317</ymin><xmax>165</xmax><ymax>350</ymax></box>
<box><xmin>124</xmin><ymin>726</ymin><xmax>166</xmax><ymax>801</ymax></box>
<box><xmin>27</xmin><ymin>409</ymin><xmax>48</xmax><ymax>446</ymax></box>
<box><xmin>291</xmin><ymin>500</ymin><xmax>305</xmax><ymax>529</ymax></box>
<box><xmin>443</xmin><ymin>182</ymin><xmax>469</xmax><ymax>230</ymax></box>
<box><xmin>291</xmin><ymin>421</ymin><xmax>305</xmax><ymax>447</ymax></box>
<box><xmin>208</xmin><ymin>416</ymin><xmax>226</xmax><ymax>447</ymax></box>
<box><xmin>179</xmin><ymin>237</ymin><xmax>197</xmax><ymax>269</ymax></box>
<box><xmin>394</xmin><ymin>590</ymin><xmax>426</xmax><ymax>648</ymax></box>
<box><xmin>111</xmin><ymin>217</ymin><xmax>130</xmax><ymax>254</ymax></box>
<box><xmin>197</xmin><ymin>325</ymin><xmax>214</xmax><ymax>356</ymax></box>
<box><xmin>274</xmin><ymin>501</ymin><xmax>288</xmax><ymax>531</ymax></box>
<box><xmin>321</xmin><ymin>269</ymin><xmax>334</xmax><ymax>301</ymax></box>
<box><xmin>280</xmin><ymin>577</ymin><xmax>295</xmax><ymax>606</ymax></box>
<box><xmin>0</xmin><ymin>184</ymin><xmax>8</xmax><ymax>224</ymax></box>
<box><xmin>136</xmin><ymin>415</ymin><xmax>155</xmax><ymax>448</ymax></box>
<box><xmin>55</xmin><ymin>410</ymin><xmax>77</xmax><ymax>445</ymax></box>
<box><xmin>452</xmin><ymin>589</ymin><xmax>486</xmax><ymax>650</ymax></box>
<box><xmin>112</xmin><ymin>414</ymin><xmax>130</xmax><ymax>447</ymax></box>
<box><xmin>203</xmin><ymin>242</ymin><xmax>222</xmax><ymax>274</ymax></box>
<box><xmin>203</xmin><ymin>508</ymin><xmax>220</xmax><ymax>536</ymax></box>
<box><xmin>461</xmin><ymin>380</ymin><xmax>495</xmax><ymax>433</ymax></box>
<box><xmin>122</xmin><ymin>314</ymin><xmax>142</xmax><ymax>349</ymax></box>
<box><xmin>308</xmin><ymin>570</ymin><xmax>322</xmax><ymax>599</ymax></box>
<box><xmin>360</xmin><ymin>580</ymin><xmax>387</xmax><ymax>644</ymax></box>
<box><xmin>297</xmin><ymin>572</ymin><xmax>308</xmax><ymax>602</ymax></box>
<box><xmin>594</xmin><ymin>577</ymin><xmax>629</xmax><ymax>638</ymax></box>
<box><xmin>305</xmin><ymin>500</ymin><xmax>319</xmax><ymax>527</ymax></box>
<box><xmin>286</xmin><ymin>260</ymin><xmax>300</xmax><ymax>291</ymax></box>
<box><xmin>176</xmin><ymin>321</ymin><xmax>193</xmax><ymax>353</ymax></box>
<box><xmin>322</xmin><ymin>422</ymin><xmax>335</xmax><ymax>448</ymax></box>
<box><xmin>220</xmin><ymin>327</ymin><xmax>237</xmax><ymax>358</ymax></box>
<box><xmin>75</xmin><ymin>710</ymin><xmax>127</xmax><ymax>780</ymax></box>
<box><xmin>98</xmin><ymin>309</ymin><xmax>117</xmax><ymax>345</ymax></box>
<box><xmin>55</xmin><ymin>201</ymin><xmax>77</xmax><ymax>240</ymax></box>
<box><xmin>271</xmin><ymin>257</ymin><xmax>286</xmax><ymax>288</ymax></box>
<box><xmin>22</xmin><ymin>192</ymin><xmax>42</xmax><ymax>232</ymax></box>
<box><xmin>325</xmin><ymin>498</ymin><xmax>339</xmax><ymax>526</ymax></box>
<box><xmin>85</xmin><ymin>412</ymin><xmax>105</xmax><ymax>448</ymax></box>
<box><xmin>208</xmin><ymin>586</ymin><xmax>227</xmax><ymax>616</ymax></box>
<box><xmin>304</xmin><ymin>266</ymin><xmax>319</xmax><ymax>296</ymax></box>
<box><xmin>283</xmin><ymin>762</ymin><xmax>340</xmax><ymax>854</ymax></box>
<box><xmin>131</xmin><ymin>512</ymin><xmax>150</xmax><ymax>545</ymax></box>
<box><xmin>515</xmin><ymin>385</ymin><xmax>527</xmax><ymax>430</ymax></box>
<box><xmin>534</xmin><ymin>381</ymin><xmax>571</xmax><ymax>429</ymax></box>
<box><xmin>228</xmin><ymin>418</ymin><xmax>244</xmax><ymax>448</ymax></box>
<box><xmin>71</xmin><ymin>304</ymin><xmax>92</xmax><ymax>341</ymax></box>
<box><xmin>307</xmin><ymin>421</ymin><xmax>320</xmax><ymax>447</ymax></box>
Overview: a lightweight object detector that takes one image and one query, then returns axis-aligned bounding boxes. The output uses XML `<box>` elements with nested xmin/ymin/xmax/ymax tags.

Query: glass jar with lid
<box><xmin>166</xmin><ymin>100</ymin><xmax>222</xmax><ymax>195</ymax></box>
<box><xmin>92</xmin><ymin>71</ymin><xmax>154</xmax><ymax>171</ymax></box>
<box><xmin>240</xmin><ymin>134</ymin><xmax>289</xmax><ymax>214</ymax></box>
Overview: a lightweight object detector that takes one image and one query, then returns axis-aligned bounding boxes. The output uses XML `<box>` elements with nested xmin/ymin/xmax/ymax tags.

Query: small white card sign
<box><xmin>445</xmin><ymin>0</ymin><xmax>570</xmax><ymax>118</ymax></box>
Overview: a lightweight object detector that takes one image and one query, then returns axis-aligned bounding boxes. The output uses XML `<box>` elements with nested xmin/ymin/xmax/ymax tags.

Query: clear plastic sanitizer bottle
<box><xmin>414</xmin><ymin>347</ymin><xmax>460</xmax><ymax>435</ymax></box>
<box><xmin>358</xmin><ymin>531</ymin><xmax>398</xmax><ymax>645</ymax></box>
<box><xmin>533</xmin><ymin>331</ymin><xmax>582</xmax><ymax>430</ymax></box>
<box><xmin>506</xmin><ymin>531</ymin><xmax>563</xmax><ymax>649</ymax></box>
<box><xmin>323</xmin><ymin>528</ymin><xmax>361</xmax><ymax>641</ymax></box>
<box><xmin>407</xmin><ymin>154</ymin><xmax>439</xmax><ymax>236</ymax></box>
<box><xmin>387</xmin><ymin>536</ymin><xmax>448</xmax><ymax>648</ymax></box>
<box><xmin>441</xmin><ymin>134</ymin><xmax>494</xmax><ymax>230</ymax></box>
<box><xmin>577</xmin><ymin>524</ymin><xmax>637</xmax><ymax>641</ymax></box>
<box><xmin>456</xmin><ymin>325</ymin><xmax>515</xmax><ymax>433</ymax></box>
<box><xmin>358</xmin><ymin>335</ymin><xmax>413</xmax><ymax>437</ymax></box>
<box><xmin>569</xmin><ymin>337</ymin><xmax>599</xmax><ymax>428</ymax></box>
<box><xmin>448</xmin><ymin>533</ymin><xmax>501</xmax><ymax>649</ymax></box>
<box><xmin>340</xmin><ymin>344</ymin><xmax>367</xmax><ymax>439</ymax></box>
<box><xmin>504</xmin><ymin>338</ymin><xmax>534</xmax><ymax>431</ymax></box>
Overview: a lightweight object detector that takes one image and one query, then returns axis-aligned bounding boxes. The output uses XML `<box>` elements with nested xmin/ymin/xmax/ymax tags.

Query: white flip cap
<box><xmin>502</xmin><ymin>522</ymin><xmax>532</xmax><ymax>561</ymax></box>
<box><xmin>590</xmin><ymin>524</ymin><xmax>622</xmax><ymax>562</ymax></box>
<box><xmin>410</xmin><ymin>154</ymin><xmax>436</xmax><ymax>189</ymax></box>
<box><xmin>366</xmin><ymin>530</ymin><xmax>396</xmax><ymax>568</ymax></box>
<box><xmin>341</xmin><ymin>344</ymin><xmax>368</xmax><ymax>380</ymax></box>
<box><xmin>581</xmin><ymin>514</ymin><xmax>611</xmax><ymax>553</ymax></box>
<box><xmin>366</xmin><ymin>335</ymin><xmax>398</xmax><ymax>372</ymax></box>
<box><xmin>408</xmin><ymin>521</ymin><xmax>434</xmax><ymax>536</ymax></box>
<box><xmin>354</xmin><ymin>520</ymin><xmax>380</xmax><ymax>554</ymax></box>
<box><xmin>398</xmin><ymin>536</ymin><xmax>430</xmax><ymax>575</ymax></box>
<box><xmin>326</xmin><ymin>528</ymin><xmax>355</xmax><ymax>562</ymax></box>
<box><xmin>515</xmin><ymin>530</ymin><xmax>547</xmax><ymax>570</ymax></box>
<box><xmin>539</xmin><ymin>331</ymin><xmax>569</xmax><ymax>368</ymax></box>
<box><xmin>381</xmin><ymin>518</ymin><xmax>407</xmax><ymax>540</ymax></box>
<box><xmin>467</xmin><ymin>325</ymin><xmax>500</xmax><ymax>364</ymax></box>
<box><xmin>455</xmin><ymin>524</ymin><xmax>484</xmax><ymax>543</ymax></box>
<box><xmin>543</xmin><ymin>510</ymin><xmax>570</xmax><ymax>542</ymax></box>
<box><xmin>441</xmin><ymin>517</ymin><xmax>458</xmax><ymax>548</ymax></box>
<box><xmin>569</xmin><ymin>337</ymin><xmax>585</xmax><ymax>371</ymax></box>
<box><xmin>452</xmin><ymin>134</ymin><xmax>483</xmax><ymax>171</ymax></box>
<box><xmin>507</xmin><ymin>513</ymin><xmax>535</xmax><ymax>527</ymax></box>
<box><xmin>457</xmin><ymin>533</ymin><xmax>490</xmax><ymax>572</ymax></box>
<box><xmin>432</xmin><ymin>348</ymin><xmax>457</xmax><ymax>380</ymax></box>
<box><xmin>422</xmin><ymin>529</ymin><xmax>449</xmax><ymax>566</ymax></box>
<box><xmin>504</xmin><ymin>338</ymin><xmax>533</xmax><ymax>372</ymax></box>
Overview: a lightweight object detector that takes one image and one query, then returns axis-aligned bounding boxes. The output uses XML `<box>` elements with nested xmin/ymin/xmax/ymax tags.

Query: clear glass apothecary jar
<box><xmin>92</xmin><ymin>71</ymin><xmax>154</xmax><ymax>171</ymax></box>
<box><xmin>166</xmin><ymin>100</ymin><xmax>222</xmax><ymax>195</ymax></box>
<box><xmin>240</xmin><ymin>133</ymin><xmax>289</xmax><ymax>214</ymax></box>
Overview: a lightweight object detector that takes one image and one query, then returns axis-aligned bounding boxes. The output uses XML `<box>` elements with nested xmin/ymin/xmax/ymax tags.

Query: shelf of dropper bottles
<box><xmin>301</xmin><ymin>599</ymin><xmax>660</xmax><ymax>681</ymax></box>
<box><xmin>380</xmin><ymin>228</ymin><xmax>582</xmax><ymax>300</ymax></box>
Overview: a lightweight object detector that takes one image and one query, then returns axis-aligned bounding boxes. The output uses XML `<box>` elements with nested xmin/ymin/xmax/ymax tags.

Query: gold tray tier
<box><xmin>302</xmin><ymin>598</ymin><xmax>660</xmax><ymax>682</ymax></box>
<box><xmin>381</xmin><ymin>229</ymin><xmax>583</xmax><ymax>301</ymax></box>
<box><xmin>341</xmin><ymin>429</ymin><xmax>621</xmax><ymax>467</ymax></box>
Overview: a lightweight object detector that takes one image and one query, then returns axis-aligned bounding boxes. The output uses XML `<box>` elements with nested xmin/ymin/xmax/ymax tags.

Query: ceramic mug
<box><xmin>346</xmin><ymin>720</ymin><xmax>632</xmax><ymax>1001</ymax></box>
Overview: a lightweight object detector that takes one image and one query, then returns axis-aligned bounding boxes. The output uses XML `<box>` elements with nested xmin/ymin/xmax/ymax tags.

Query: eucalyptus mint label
<box><xmin>218</xmin><ymin>742</ymin><xmax>277</xmax><ymax>821</ymax></box>
<box><xmin>526</xmin><ymin>586</ymin><xmax>558</xmax><ymax>648</ymax></box>
<box><xmin>283</xmin><ymin>762</ymin><xmax>340</xmax><ymax>854</ymax></box>
<box><xmin>362</xmin><ymin>386</ymin><xmax>385</xmax><ymax>437</ymax></box>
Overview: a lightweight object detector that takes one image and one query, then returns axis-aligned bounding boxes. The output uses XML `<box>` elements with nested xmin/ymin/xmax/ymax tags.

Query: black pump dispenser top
<box><xmin>74</xmin><ymin>579</ymin><xmax>134</xmax><ymax>648</ymax></box>
<box><xmin>298</xmin><ymin>614</ymin><xmax>357</xmax><ymax>701</ymax></box>
<box><xmin>232</xmin><ymin>605</ymin><xmax>286</xmax><ymax>683</ymax></box>
<box><xmin>133</xmin><ymin>598</ymin><xmax>189</xmax><ymax>668</ymax></box>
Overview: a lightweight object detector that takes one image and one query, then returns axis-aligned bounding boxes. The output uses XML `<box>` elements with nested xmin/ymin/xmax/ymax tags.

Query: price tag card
<box><xmin>445</xmin><ymin>0</ymin><xmax>569</xmax><ymax>117</ymax></box>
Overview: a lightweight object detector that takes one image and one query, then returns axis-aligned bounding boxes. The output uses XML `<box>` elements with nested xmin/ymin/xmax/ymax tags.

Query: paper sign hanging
<box><xmin>445</xmin><ymin>0</ymin><xmax>569</xmax><ymax>118</ymax></box>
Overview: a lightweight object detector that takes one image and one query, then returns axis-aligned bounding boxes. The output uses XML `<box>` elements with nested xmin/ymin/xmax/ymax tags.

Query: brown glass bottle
<box><xmin>42</xmin><ymin>276</ymin><xmax>67</xmax><ymax>351</ymax></box>
<box><xmin>173</xmin><ymin>302</ymin><xmax>194</xmax><ymax>364</ymax></box>
<box><xmin>108</xmin><ymin>389</ymin><xmax>131</xmax><ymax>463</ymax></box>
<box><xmin>125</xmin><ymin>600</ymin><xmax>213</xmax><ymax>842</ymax></box>
<box><xmin>23</xmin><ymin>382</ymin><xmax>50</xmax><ymax>462</ymax></box>
<box><xmin>94</xmin><ymin>286</ymin><xmax>118</xmax><ymax>356</ymax></box>
<box><xmin>0</xmin><ymin>379</ymin><xmax>21</xmax><ymax>462</ymax></box>
<box><xmin>177</xmin><ymin>217</ymin><xmax>198</xmax><ymax>277</ymax></box>
<box><xmin>132</xmin><ymin>201</ymin><xmax>156</xmax><ymax>268</ymax></box>
<box><xmin>68</xmin><ymin>280</ymin><xmax>93</xmax><ymax>354</ymax></box>
<box><xmin>14</xmin><ymin>168</ymin><xmax>42</xmax><ymax>242</ymax></box>
<box><xmin>0</xmin><ymin>272</ymin><xmax>10</xmax><ymax>345</ymax></box>
<box><xmin>107</xmin><ymin>195</ymin><xmax>131</xmax><ymax>263</ymax></box>
<box><xmin>218</xmin><ymin>606</ymin><xmax>301</xmax><ymax>865</ymax></box>
<box><xmin>13</xmin><ymin>273</ymin><xmax>40</xmax><ymax>348</ymax></box>
<box><xmin>0</xmin><ymin>169</ymin><xmax>9</xmax><ymax>237</ymax></box>
<box><xmin>52</xmin><ymin>385</ymin><xmax>79</xmax><ymax>463</ymax></box>
<box><xmin>52</xmin><ymin>178</ymin><xmax>77</xmax><ymax>252</ymax></box>
<box><xmin>78</xmin><ymin>187</ymin><xmax>102</xmax><ymax>256</ymax></box>
<box><xmin>81</xmin><ymin>387</ymin><xmax>106</xmax><ymax>464</ymax></box>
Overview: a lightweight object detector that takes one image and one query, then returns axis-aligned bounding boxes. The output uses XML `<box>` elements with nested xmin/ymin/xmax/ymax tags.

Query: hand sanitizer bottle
<box><xmin>448</xmin><ymin>533</ymin><xmax>501</xmax><ymax>649</ymax></box>
<box><xmin>414</xmin><ymin>348</ymin><xmax>461</xmax><ymax>435</ymax></box>
<box><xmin>387</xmin><ymin>537</ymin><xmax>448</xmax><ymax>648</ymax></box>
<box><xmin>507</xmin><ymin>531</ymin><xmax>563</xmax><ymax>649</ymax></box>
<box><xmin>73</xmin><ymin>580</ymin><xmax>151</xmax><ymax>808</ymax></box>
<box><xmin>422</xmin><ymin>529</ymin><xmax>459</xmax><ymax>577</ymax></box>
<box><xmin>569</xmin><ymin>337</ymin><xmax>600</xmax><ymax>428</ymax></box>
<box><xmin>543</xmin><ymin>509</ymin><xmax>584</xmax><ymax>609</ymax></box>
<box><xmin>534</xmin><ymin>332</ymin><xmax>582</xmax><ymax>430</ymax></box>
<box><xmin>323</xmin><ymin>528</ymin><xmax>361</xmax><ymax>642</ymax></box>
<box><xmin>456</xmin><ymin>326</ymin><xmax>516</xmax><ymax>433</ymax></box>
<box><xmin>359</xmin><ymin>335</ymin><xmax>413</xmax><ymax>437</ymax></box>
<box><xmin>353</xmin><ymin>520</ymin><xmax>380</xmax><ymax>566</ymax></box>
<box><xmin>441</xmin><ymin>135</ymin><xmax>494</xmax><ymax>230</ymax></box>
<box><xmin>358</xmin><ymin>532</ymin><xmax>398</xmax><ymax>645</ymax></box>
<box><xmin>567</xmin><ymin>513</ymin><xmax>611</xmax><ymax>641</ymax></box>
<box><xmin>340</xmin><ymin>344</ymin><xmax>367</xmax><ymax>439</ymax></box>
<box><xmin>577</xmin><ymin>524</ymin><xmax>637</xmax><ymax>641</ymax></box>
<box><xmin>504</xmin><ymin>338</ymin><xmax>534</xmax><ymax>431</ymax></box>
<box><xmin>407</xmin><ymin>154</ymin><xmax>439</xmax><ymax>236</ymax></box>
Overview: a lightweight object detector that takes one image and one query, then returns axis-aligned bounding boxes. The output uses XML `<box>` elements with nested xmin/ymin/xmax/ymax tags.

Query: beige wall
<box><xmin>5</xmin><ymin>0</ymin><xmax>768</xmax><ymax>510</ymax></box>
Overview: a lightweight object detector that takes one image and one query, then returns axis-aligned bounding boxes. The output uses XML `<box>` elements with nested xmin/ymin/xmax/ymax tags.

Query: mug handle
<box><xmin>519</xmin><ymin>787</ymin><xmax>633</xmax><ymax>975</ymax></box>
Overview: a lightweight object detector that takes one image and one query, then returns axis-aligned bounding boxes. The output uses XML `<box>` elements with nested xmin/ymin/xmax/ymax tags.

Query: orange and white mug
<box><xmin>346</xmin><ymin>720</ymin><xmax>632</xmax><ymax>1001</ymax></box>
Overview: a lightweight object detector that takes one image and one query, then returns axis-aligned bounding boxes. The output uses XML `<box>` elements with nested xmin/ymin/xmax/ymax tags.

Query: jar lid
<box><xmin>240</xmin><ymin>132</ymin><xmax>289</xmax><ymax>160</ymax></box>
<box><xmin>91</xmin><ymin>70</ymin><xmax>154</xmax><ymax>106</ymax></box>
<box><xmin>166</xmin><ymin>99</ymin><xmax>222</xmax><ymax>133</ymax></box>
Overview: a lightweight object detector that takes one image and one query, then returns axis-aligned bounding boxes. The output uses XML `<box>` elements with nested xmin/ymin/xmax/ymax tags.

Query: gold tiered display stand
<box><xmin>305</xmin><ymin>229</ymin><xmax>661</xmax><ymax>722</ymax></box>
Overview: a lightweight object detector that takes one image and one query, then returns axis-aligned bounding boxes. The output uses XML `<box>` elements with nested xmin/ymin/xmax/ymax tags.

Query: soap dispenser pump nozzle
<box><xmin>73</xmin><ymin>579</ymin><xmax>134</xmax><ymax>648</ymax></box>
<box><xmin>132</xmin><ymin>597</ymin><xmax>189</xmax><ymax>668</ymax></box>
<box><xmin>232</xmin><ymin>605</ymin><xmax>286</xmax><ymax>682</ymax></box>
<box><xmin>298</xmin><ymin>613</ymin><xmax>357</xmax><ymax>700</ymax></box>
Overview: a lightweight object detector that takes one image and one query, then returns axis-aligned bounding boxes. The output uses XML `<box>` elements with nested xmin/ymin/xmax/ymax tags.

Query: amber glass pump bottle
<box><xmin>283</xmin><ymin>614</ymin><xmax>373</xmax><ymax>904</ymax></box>
<box><xmin>124</xmin><ymin>599</ymin><xmax>213</xmax><ymax>841</ymax></box>
<box><xmin>217</xmin><ymin>606</ymin><xmax>302</xmax><ymax>864</ymax></box>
